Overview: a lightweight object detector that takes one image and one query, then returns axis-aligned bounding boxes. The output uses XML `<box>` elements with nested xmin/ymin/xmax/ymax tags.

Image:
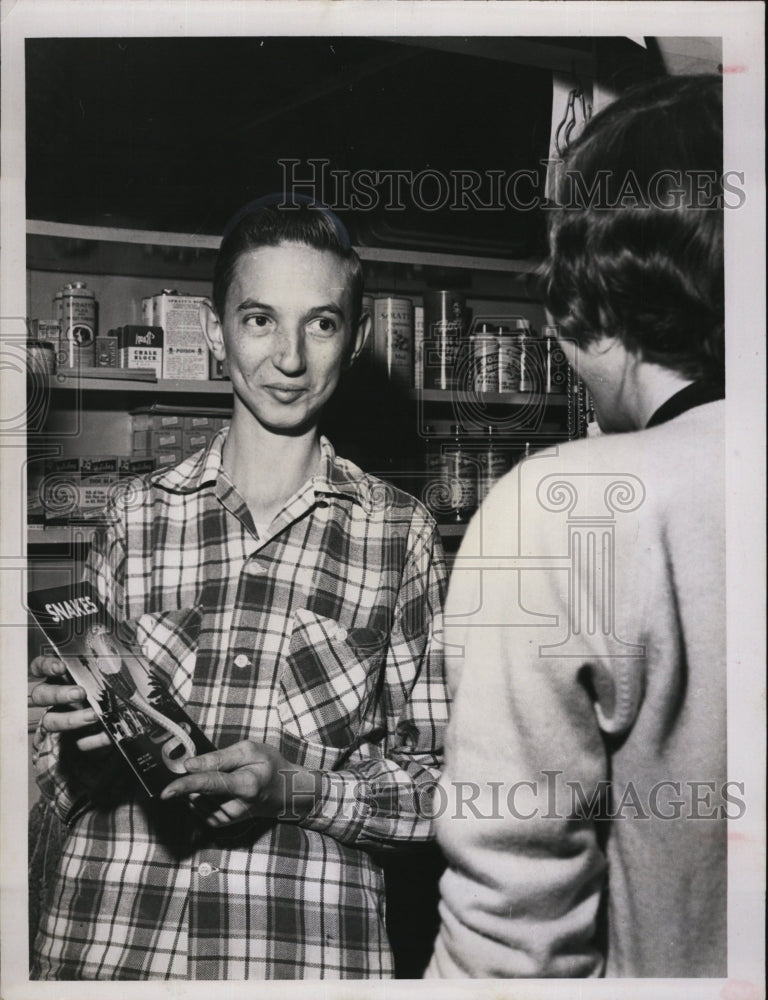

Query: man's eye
<box><xmin>244</xmin><ymin>314</ymin><xmax>272</xmax><ymax>329</ymax></box>
<box><xmin>308</xmin><ymin>317</ymin><xmax>338</xmax><ymax>336</ymax></box>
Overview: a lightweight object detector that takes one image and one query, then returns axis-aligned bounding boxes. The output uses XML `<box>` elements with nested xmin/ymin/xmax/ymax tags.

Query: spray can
<box><xmin>423</xmin><ymin>290</ymin><xmax>467</xmax><ymax>391</ymax></box>
<box><xmin>373</xmin><ymin>296</ymin><xmax>413</xmax><ymax>388</ymax></box>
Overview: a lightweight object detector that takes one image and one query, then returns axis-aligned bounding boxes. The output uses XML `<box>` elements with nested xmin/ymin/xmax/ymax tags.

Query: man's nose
<box><xmin>272</xmin><ymin>327</ymin><xmax>306</xmax><ymax>375</ymax></box>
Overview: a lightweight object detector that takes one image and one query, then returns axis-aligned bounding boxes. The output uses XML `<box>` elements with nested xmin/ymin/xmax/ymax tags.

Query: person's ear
<box><xmin>200</xmin><ymin>300</ymin><xmax>226</xmax><ymax>361</ymax></box>
<box><xmin>347</xmin><ymin>310</ymin><xmax>372</xmax><ymax>367</ymax></box>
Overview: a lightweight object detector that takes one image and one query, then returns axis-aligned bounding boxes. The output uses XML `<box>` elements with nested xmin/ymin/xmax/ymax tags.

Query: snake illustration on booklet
<box><xmin>28</xmin><ymin>583</ymin><xmax>216</xmax><ymax>798</ymax></box>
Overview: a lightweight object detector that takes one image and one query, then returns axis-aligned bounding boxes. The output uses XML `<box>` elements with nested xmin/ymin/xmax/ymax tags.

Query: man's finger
<box><xmin>184</xmin><ymin>741</ymin><xmax>261</xmax><ymax>773</ymax></box>
<box><xmin>75</xmin><ymin>731</ymin><xmax>113</xmax><ymax>753</ymax></box>
<box><xmin>160</xmin><ymin>765</ymin><xmax>265</xmax><ymax>802</ymax></box>
<box><xmin>30</xmin><ymin>682</ymin><xmax>86</xmax><ymax>708</ymax></box>
<box><xmin>29</xmin><ymin>656</ymin><xmax>68</xmax><ymax>680</ymax></box>
<box><xmin>41</xmin><ymin>707</ymin><xmax>99</xmax><ymax>733</ymax></box>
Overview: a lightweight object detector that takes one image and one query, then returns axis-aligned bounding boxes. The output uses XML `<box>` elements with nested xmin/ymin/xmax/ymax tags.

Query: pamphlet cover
<box><xmin>28</xmin><ymin>583</ymin><xmax>215</xmax><ymax>797</ymax></box>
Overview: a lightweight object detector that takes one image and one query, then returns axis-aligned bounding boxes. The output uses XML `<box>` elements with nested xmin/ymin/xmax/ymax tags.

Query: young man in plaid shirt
<box><xmin>30</xmin><ymin>199</ymin><xmax>449</xmax><ymax>979</ymax></box>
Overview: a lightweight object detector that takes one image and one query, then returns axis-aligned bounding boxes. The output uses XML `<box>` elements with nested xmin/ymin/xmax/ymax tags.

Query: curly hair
<box><xmin>544</xmin><ymin>75</ymin><xmax>724</xmax><ymax>385</ymax></box>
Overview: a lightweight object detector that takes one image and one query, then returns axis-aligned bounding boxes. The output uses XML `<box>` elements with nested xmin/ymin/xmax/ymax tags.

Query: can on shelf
<box><xmin>476</xmin><ymin>425</ymin><xmax>510</xmax><ymax>502</ymax></box>
<box><xmin>443</xmin><ymin>424</ymin><xmax>478</xmax><ymax>523</ymax></box>
<box><xmin>469</xmin><ymin>324</ymin><xmax>502</xmax><ymax>394</ymax></box>
<box><xmin>498</xmin><ymin>318</ymin><xmax>532</xmax><ymax>394</ymax></box>
<box><xmin>542</xmin><ymin>324</ymin><xmax>569</xmax><ymax>393</ymax></box>
<box><xmin>55</xmin><ymin>281</ymin><xmax>97</xmax><ymax>368</ymax></box>
<box><xmin>423</xmin><ymin>290</ymin><xmax>467</xmax><ymax>391</ymax></box>
<box><xmin>373</xmin><ymin>296</ymin><xmax>413</xmax><ymax>388</ymax></box>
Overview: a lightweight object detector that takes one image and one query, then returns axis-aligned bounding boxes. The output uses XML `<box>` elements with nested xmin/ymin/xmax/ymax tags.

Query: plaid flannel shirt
<box><xmin>32</xmin><ymin>431</ymin><xmax>449</xmax><ymax>980</ymax></box>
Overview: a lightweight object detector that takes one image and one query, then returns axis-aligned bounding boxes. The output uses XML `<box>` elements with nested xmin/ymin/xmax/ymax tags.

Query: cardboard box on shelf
<box><xmin>182</xmin><ymin>431</ymin><xmax>212</xmax><ymax>455</ymax></box>
<box><xmin>118</xmin><ymin>326</ymin><xmax>163</xmax><ymax>377</ymax></box>
<box><xmin>155</xmin><ymin>449</ymin><xmax>183</xmax><ymax>469</ymax></box>
<box><xmin>119</xmin><ymin>456</ymin><xmax>156</xmax><ymax>477</ymax></box>
<box><xmin>155</xmin><ymin>429</ymin><xmax>183</xmax><ymax>451</ymax></box>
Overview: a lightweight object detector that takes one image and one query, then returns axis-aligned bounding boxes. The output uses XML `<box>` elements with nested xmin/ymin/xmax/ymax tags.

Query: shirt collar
<box><xmin>151</xmin><ymin>426</ymin><xmax>367</xmax><ymax>507</ymax></box>
<box><xmin>646</xmin><ymin>381</ymin><xmax>725</xmax><ymax>429</ymax></box>
<box><xmin>151</xmin><ymin>426</ymin><xmax>227</xmax><ymax>493</ymax></box>
<box><xmin>311</xmin><ymin>437</ymin><xmax>367</xmax><ymax>503</ymax></box>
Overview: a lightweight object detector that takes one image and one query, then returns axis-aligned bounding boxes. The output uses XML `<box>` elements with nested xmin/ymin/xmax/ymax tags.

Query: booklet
<box><xmin>28</xmin><ymin>583</ymin><xmax>215</xmax><ymax>798</ymax></box>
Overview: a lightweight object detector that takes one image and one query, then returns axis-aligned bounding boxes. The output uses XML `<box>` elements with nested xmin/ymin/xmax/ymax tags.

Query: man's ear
<box><xmin>200</xmin><ymin>300</ymin><xmax>226</xmax><ymax>361</ymax></box>
<box><xmin>347</xmin><ymin>310</ymin><xmax>372</xmax><ymax>366</ymax></box>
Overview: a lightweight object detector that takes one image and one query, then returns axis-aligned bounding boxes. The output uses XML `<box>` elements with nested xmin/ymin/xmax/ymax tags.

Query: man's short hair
<box><xmin>544</xmin><ymin>74</ymin><xmax>724</xmax><ymax>385</ymax></box>
<box><xmin>212</xmin><ymin>197</ymin><xmax>364</xmax><ymax>325</ymax></box>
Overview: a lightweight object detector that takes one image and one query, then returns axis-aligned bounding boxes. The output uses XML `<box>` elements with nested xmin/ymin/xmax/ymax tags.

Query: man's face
<box><xmin>207</xmin><ymin>242</ymin><xmax>366</xmax><ymax>435</ymax></box>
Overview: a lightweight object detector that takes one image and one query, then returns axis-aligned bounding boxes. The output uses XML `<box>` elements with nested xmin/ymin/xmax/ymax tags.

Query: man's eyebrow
<box><xmin>236</xmin><ymin>298</ymin><xmax>273</xmax><ymax>313</ymax></box>
<box><xmin>310</xmin><ymin>304</ymin><xmax>345</xmax><ymax>317</ymax></box>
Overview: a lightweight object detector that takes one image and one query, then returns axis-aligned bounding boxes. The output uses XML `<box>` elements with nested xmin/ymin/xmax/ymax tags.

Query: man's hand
<box><xmin>159</xmin><ymin>740</ymin><xmax>323</xmax><ymax>827</ymax></box>
<box><xmin>29</xmin><ymin>655</ymin><xmax>111</xmax><ymax>752</ymax></box>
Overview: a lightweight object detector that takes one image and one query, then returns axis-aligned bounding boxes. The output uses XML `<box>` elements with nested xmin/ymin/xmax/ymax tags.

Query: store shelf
<box><xmin>28</xmin><ymin>220</ymin><xmax>543</xmax><ymax>277</ymax></box>
<box><xmin>416</xmin><ymin>388</ymin><xmax>568</xmax><ymax>406</ymax></box>
<box><xmin>48</xmin><ymin>374</ymin><xmax>233</xmax><ymax>396</ymax></box>
<box><xmin>27</xmin><ymin>524</ymin><xmax>100</xmax><ymax>547</ymax></box>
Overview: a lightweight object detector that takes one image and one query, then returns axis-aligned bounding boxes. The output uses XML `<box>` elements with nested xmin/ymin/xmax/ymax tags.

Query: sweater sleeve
<box><xmin>426</xmin><ymin>467</ymin><xmax>610</xmax><ymax>978</ymax></box>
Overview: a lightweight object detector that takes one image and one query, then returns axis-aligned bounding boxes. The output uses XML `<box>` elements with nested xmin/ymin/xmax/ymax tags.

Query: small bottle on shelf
<box><xmin>477</xmin><ymin>425</ymin><xmax>509</xmax><ymax>503</ymax></box>
<box><xmin>443</xmin><ymin>423</ymin><xmax>478</xmax><ymax>523</ymax></box>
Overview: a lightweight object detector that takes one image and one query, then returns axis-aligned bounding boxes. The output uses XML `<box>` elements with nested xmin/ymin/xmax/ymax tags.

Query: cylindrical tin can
<box><xmin>55</xmin><ymin>281</ymin><xmax>97</xmax><ymax>367</ymax></box>
<box><xmin>498</xmin><ymin>318</ymin><xmax>531</xmax><ymax>393</ymax></box>
<box><xmin>517</xmin><ymin>325</ymin><xmax>533</xmax><ymax>392</ymax></box>
<box><xmin>542</xmin><ymin>325</ymin><xmax>569</xmax><ymax>393</ymax></box>
<box><xmin>476</xmin><ymin>426</ymin><xmax>510</xmax><ymax>503</ymax></box>
<box><xmin>422</xmin><ymin>425</ymin><xmax>451</xmax><ymax>520</ymax></box>
<box><xmin>470</xmin><ymin>324</ymin><xmax>502</xmax><ymax>394</ymax></box>
<box><xmin>423</xmin><ymin>290</ymin><xmax>467</xmax><ymax>391</ymax></box>
<box><xmin>443</xmin><ymin>424</ymin><xmax>477</xmax><ymax>523</ymax></box>
<box><xmin>373</xmin><ymin>296</ymin><xmax>413</xmax><ymax>388</ymax></box>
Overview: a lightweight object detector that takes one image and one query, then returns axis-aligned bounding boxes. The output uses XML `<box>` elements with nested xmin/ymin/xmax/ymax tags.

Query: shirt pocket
<box><xmin>277</xmin><ymin>608</ymin><xmax>388</xmax><ymax>771</ymax></box>
<box><xmin>132</xmin><ymin>606</ymin><xmax>202</xmax><ymax>704</ymax></box>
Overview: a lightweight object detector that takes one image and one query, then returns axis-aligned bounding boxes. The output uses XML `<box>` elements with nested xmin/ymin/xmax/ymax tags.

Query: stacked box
<box><xmin>183</xmin><ymin>430</ymin><xmax>212</xmax><ymax>454</ymax></box>
<box><xmin>76</xmin><ymin>456</ymin><xmax>119</xmax><ymax>523</ymax></box>
<box><xmin>95</xmin><ymin>332</ymin><xmax>119</xmax><ymax>368</ymax></box>
<box><xmin>30</xmin><ymin>319</ymin><xmax>61</xmax><ymax>344</ymax></box>
<box><xmin>130</xmin><ymin>411</ymin><xmax>229</xmax><ymax>466</ymax></box>
<box><xmin>118</xmin><ymin>325</ymin><xmax>163</xmax><ymax>376</ymax></box>
<box><xmin>119</xmin><ymin>456</ymin><xmax>156</xmax><ymax>478</ymax></box>
<box><xmin>42</xmin><ymin>456</ymin><xmax>120</xmax><ymax>523</ymax></box>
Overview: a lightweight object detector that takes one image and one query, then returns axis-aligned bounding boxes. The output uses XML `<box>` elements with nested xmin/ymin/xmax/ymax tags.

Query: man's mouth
<box><xmin>263</xmin><ymin>384</ymin><xmax>308</xmax><ymax>403</ymax></box>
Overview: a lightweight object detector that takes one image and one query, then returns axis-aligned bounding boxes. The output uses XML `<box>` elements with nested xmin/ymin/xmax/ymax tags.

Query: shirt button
<box><xmin>246</xmin><ymin>561</ymin><xmax>267</xmax><ymax>575</ymax></box>
<box><xmin>333</xmin><ymin>625</ymin><xmax>348</xmax><ymax>642</ymax></box>
<box><xmin>234</xmin><ymin>653</ymin><xmax>250</xmax><ymax>668</ymax></box>
<box><xmin>197</xmin><ymin>862</ymin><xmax>215</xmax><ymax>877</ymax></box>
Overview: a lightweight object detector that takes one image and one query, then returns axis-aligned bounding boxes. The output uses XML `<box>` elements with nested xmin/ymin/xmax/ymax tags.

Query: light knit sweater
<box><xmin>427</xmin><ymin>401</ymin><xmax>726</xmax><ymax>978</ymax></box>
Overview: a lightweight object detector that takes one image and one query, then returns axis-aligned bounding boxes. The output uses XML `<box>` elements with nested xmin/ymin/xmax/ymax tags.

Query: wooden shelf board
<box><xmin>27</xmin><ymin>525</ymin><xmax>99</xmax><ymax>546</ymax></box>
<box><xmin>417</xmin><ymin>388</ymin><xmax>569</xmax><ymax>406</ymax></box>
<box><xmin>48</xmin><ymin>374</ymin><xmax>233</xmax><ymax>395</ymax></box>
<box><xmin>28</xmin><ymin>220</ymin><xmax>543</xmax><ymax>276</ymax></box>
